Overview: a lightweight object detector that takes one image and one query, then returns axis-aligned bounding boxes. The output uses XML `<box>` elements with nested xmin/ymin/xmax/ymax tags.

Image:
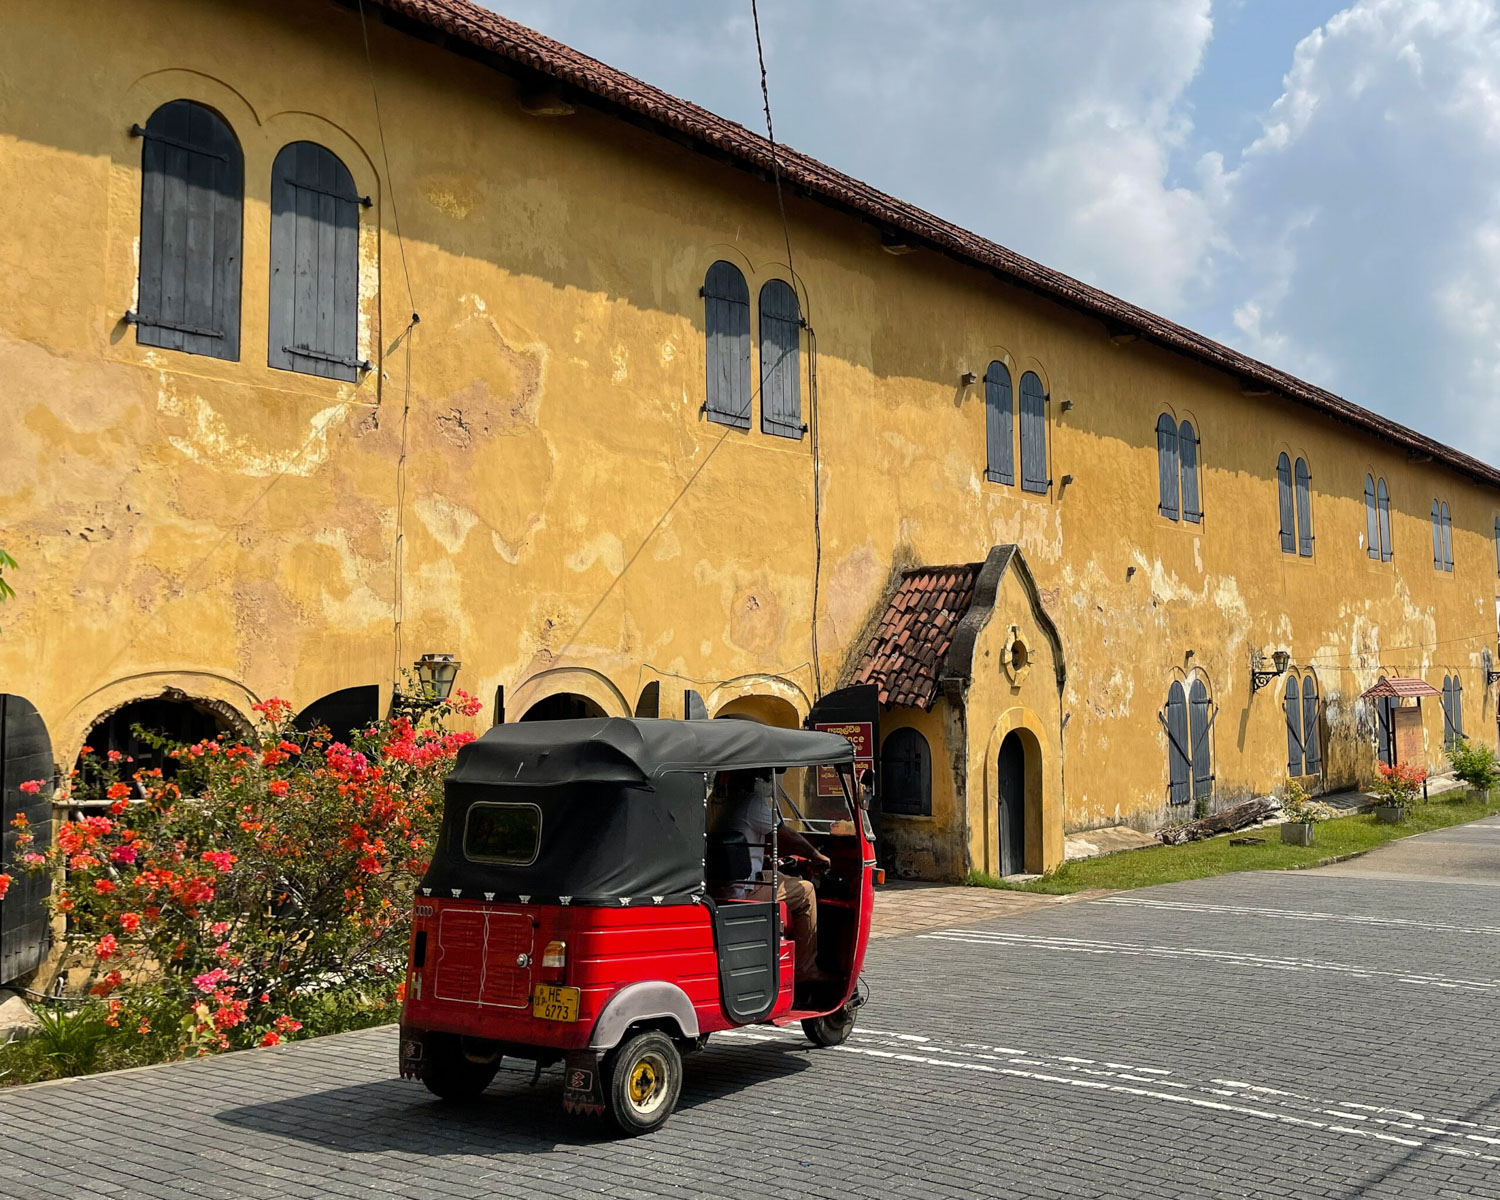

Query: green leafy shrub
<box><xmin>1446</xmin><ymin>737</ymin><xmax>1499</xmax><ymax>797</ymax></box>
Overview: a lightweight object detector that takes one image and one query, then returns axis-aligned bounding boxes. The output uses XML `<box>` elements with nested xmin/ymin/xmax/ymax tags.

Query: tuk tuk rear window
<box><xmin>463</xmin><ymin>802</ymin><xmax>542</xmax><ymax>865</ymax></box>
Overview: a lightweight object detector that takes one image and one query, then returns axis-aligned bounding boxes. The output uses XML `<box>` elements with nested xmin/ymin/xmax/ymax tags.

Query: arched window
<box><xmin>1301</xmin><ymin>674</ymin><xmax>1322</xmax><ymax>776</ymax></box>
<box><xmin>1277</xmin><ymin>454</ymin><xmax>1296</xmax><ymax>553</ymax></box>
<box><xmin>269</xmin><ymin>142</ymin><xmax>364</xmax><ymax>380</ymax></box>
<box><xmin>1018</xmin><ymin>371</ymin><xmax>1048</xmax><ymax>494</ymax></box>
<box><xmin>758</xmin><ymin>279</ymin><xmax>802</xmax><ymax>438</ymax></box>
<box><xmin>984</xmin><ymin>361</ymin><xmax>1014</xmax><ymax>485</ymax></box>
<box><xmin>703</xmin><ymin>261</ymin><xmax>751</xmax><ymax>428</ymax></box>
<box><xmin>1179</xmin><ymin>420</ymin><xmax>1202</xmax><ymax>523</ymax></box>
<box><xmin>1189</xmin><ymin>678</ymin><xmax>1214</xmax><ymax>803</ymax></box>
<box><xmin>880</xmin><ymin>728</ymin><xmax>931</xmax><ymax>817</ymax></box>
<box><xmin>1294</xmin><ymin>458</ymin><xmax>1313</xmax><ymax>556</ymax></box>
<box><xmin>1375</xmin><ymin>676</ymin><xmax>1396</xmax><ymax>766</ymax></box>
<box><xmin>1284</xmin><ymin>675</ymin><xmax>1303</xmax><ymax>776</ymax></box>
<box><xmin>1440</xmin><ymin>501</ymin><xmax>1453</xmax><ymax>572</ymax></box>
<box><xmin>1156</xmin><ymin>414</ymin><xmax>1180</xmax><ymax>521</ymax></box>
<box><xmin>1377</xmin><ymin>478</ymin><xmax>1392</xmax><ymax>562</ymax></box>
<box><xmin>1164</xmin><ymin>681</ymin><xmax>1189</xmax><ymax>805</ymax></box>
<box><xmin>1365</xmin><ymin>475</ymin><xmax>1379</xmax><ymax>559</ymax></box>
<box><xmin>133</xmin><ymin>99</ymin><xmax>243</xmax><ymax>361</ymax></box>
<box><xmin>1442</xmin><ymin>675</ymin><xmax>1464</xmax><ymax>747</ymax></box>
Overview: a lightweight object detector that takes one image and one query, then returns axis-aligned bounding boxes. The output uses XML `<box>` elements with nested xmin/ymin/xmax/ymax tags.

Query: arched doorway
<box><xmin>712</xmin><ymin>694</ymin><xmax>799</xmax><ymax>728</ymax></box>
<box><xmin>80</xmin><ymin>693</ymin><xmax>246</xmax><ymax>782</ymax></box>
<box><xmin>518</xmin><ymin>692</ymin><xmax>607</xmax><ymax>722</ymax></box>
<box><xmin>996</xmin><ymin>731</ymin><xmax>1026</xmax><ymax>876</ymax></box>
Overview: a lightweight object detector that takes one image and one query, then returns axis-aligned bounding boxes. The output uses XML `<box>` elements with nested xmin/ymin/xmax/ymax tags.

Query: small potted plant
<box><xmin>1370</xmin><ymin>761</ymin><xmax>1426</xmax><ymax>823</ymax></box>
<box><xmin>1446</xmin><ymin>736</ymin><xmax>1499</xmax><ymax>806</ymax></box>
<box><xmin>1279</xmin><ymin>780</ymin><xmax>1336</xmax><ymax>845</ymax></box>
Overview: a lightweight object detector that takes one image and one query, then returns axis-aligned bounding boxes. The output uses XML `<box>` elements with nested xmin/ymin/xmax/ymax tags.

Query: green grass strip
<box><xmin>970</xmin><ymin>792</ymin><xmax>1496</xmax><ymax>895</ymax></box>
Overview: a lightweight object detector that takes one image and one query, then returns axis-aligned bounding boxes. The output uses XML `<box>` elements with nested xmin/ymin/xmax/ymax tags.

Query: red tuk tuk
<box><xmin>398</xmin><ymin>716</ymin><xmax>875</xmax><ymax>1134</ymax></box>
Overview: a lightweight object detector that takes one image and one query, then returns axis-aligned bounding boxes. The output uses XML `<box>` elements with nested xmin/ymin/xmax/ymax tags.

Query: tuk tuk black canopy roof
<box><xmin>448</xmin><ymin>717</ymin><xmax>856</xmax><ymax>788</ymax></box>
<box><xmin>421</xmin><ymin>718</ymin><xmax>856</xmax><ymax>908</ymax></box>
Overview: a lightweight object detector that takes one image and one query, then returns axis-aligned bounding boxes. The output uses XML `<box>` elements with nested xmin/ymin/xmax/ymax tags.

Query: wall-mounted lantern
<box><xmin>413</xmin><ymin>653</ymin><xmax>462</xmax><ymax>702</ymax></box>
<box><xmin>1250</xmin><ymin>648</ymin><xmax>1291</xmax><ymax>694</ymax></box>
<box><xmin>1485</xmin><ymin>649</ymin><xmax>1500</xmax><ymax>687</ymax></box>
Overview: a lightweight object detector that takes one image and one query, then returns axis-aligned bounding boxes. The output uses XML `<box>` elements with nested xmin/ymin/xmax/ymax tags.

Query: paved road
<box><xmin>4</xmin><ymin>817</ymin><xmax>1499</xmax><ymax>1200</ymax></box>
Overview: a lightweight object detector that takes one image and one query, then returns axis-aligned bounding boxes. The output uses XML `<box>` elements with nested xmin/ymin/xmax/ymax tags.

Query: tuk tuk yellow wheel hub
<box><xmin>625</xmin><ymin>1051</ymin><xmax>669</xmax><ymax>1114</ymax></box>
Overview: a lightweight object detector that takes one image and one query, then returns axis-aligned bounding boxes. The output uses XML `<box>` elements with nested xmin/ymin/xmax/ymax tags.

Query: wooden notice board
<box><xmin>1393</xmin><ymin>705</ymin><xmax>1424</xmax><ymax>770</ymax></box>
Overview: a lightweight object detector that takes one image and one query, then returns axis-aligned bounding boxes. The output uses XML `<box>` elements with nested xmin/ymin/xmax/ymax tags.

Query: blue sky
<box><xmin>490</xmin><ymin>1</ymin><xmax>1500</xmax><ymax>463</ymax></box>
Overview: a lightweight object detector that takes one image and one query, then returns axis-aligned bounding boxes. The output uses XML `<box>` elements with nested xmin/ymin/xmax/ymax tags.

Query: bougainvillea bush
<box><xmin>8</xmin><ymin>690</ymin><xmax>478</xmax><ymax>1068</ymax></box>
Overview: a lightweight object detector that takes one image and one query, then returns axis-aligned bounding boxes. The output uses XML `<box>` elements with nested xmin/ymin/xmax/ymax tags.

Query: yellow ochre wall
<box><xmin>2</xmin><ymin>0</ymin><xmax>1497</xmax><ymax>879</ymax></box>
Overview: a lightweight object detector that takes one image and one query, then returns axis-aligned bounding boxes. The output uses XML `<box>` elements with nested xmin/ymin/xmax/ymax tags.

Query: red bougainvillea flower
<box><xmin>210</xmin><ymin>921</ymin><xmax>229</xmax><ymax>937</ymax></box>
<box><xmin>93</xmin><ymin>879</ymin><xmax>117</xmax><ymax>896</ymax></box>
<box><xmin>17</xmin><ymin>779</ymin><xmax>43</xmax><ymax>795</ymax></box>
<box><xmin>267</xmin><ymin>779</ymin><xmax>290</xmax><ymax>797</ymax></box>
<box><xmin>119</xmin><ymin>912</ymin><xmax>141</xmax><ymax>933</ymax></box>
<box><xmin>0</xmin><ymin>874</ymin><xmax>11</xmax><ymax>901</ymax></box>
<box><xmin>10</xmin><ymin>812</ymin><xmax>28</xmax><ymax>828</ymax></box>
<box><xmin>94</xmin><ymin>934</ymin><xmax>118</xmax><ymax>960</ymax></box>
<box><xmin>106</xmin><ymin>782</ymin><xmax>131</xmax><ymax>801</ymax></box>
<box><xmin>259</xmin><ymin>1031</ymin><xmax>281</xmax><ymax>1047</ymax></box>
<box><xmin>273</xmin><ymin>1015</ymin><xmax>302</xmax><ymax>1034</ymax></box>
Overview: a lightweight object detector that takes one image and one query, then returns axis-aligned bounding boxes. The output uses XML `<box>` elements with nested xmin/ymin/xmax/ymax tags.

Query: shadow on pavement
<box><xmin>213</xmin><ymin>1038</ymin><xmax>811</xmax><ymax>1154</ymax></box>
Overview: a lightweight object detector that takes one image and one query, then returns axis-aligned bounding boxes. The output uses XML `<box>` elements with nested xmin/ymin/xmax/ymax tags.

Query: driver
<box><xmin>721</xmin><ymin>770</ymin><xmax>834</xmax><ymax>986</ymax></box>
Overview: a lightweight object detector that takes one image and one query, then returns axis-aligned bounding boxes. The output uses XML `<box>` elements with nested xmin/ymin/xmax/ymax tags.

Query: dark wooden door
<box><xmin>1</xmin><ymin>694</ymin><xmax>53</xmax><ymax>984</ymax></box>
<box><xmin>997</xmin><ymin>732</ymin><xmax>1026</xmax><ymax>876</ymax></box>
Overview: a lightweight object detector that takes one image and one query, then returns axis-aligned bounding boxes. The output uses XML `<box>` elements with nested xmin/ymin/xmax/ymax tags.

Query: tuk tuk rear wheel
<box><xmin>602</xmin><ymin>1030</ymin><xmax>682</xmax><ymax>1136</ymax></box>
<box><xmin>420</xmin><ymin>1033</ymin><xmax>501</xmax><ymax>1102</ymax></box>
<box><xmin>801</xmin><ymin>1006</ymin><xmax>857</xmax><ymax>1047</ymax></box>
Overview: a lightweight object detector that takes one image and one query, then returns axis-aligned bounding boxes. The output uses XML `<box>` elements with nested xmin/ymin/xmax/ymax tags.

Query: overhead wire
<box><xmin>750</xmin><ymin>0</ymin><xmax>825</xmax><ymax>700</ymax></box>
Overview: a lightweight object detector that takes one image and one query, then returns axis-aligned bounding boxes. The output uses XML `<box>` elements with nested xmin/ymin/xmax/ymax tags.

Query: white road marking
<box><xmin>718</xmin><ymin>1025</ymin><xmax>1500</xmax><ymax>1171</ymax></box>
<box><xmin>919</xmin><ymin>929</ymin><xmax>1500</xmax><ymax>992</ymax></box>
<box><xmin>1096</xmin><ymin>896</ymin><xmax>1500</xmax><ymax>938</ymax></box>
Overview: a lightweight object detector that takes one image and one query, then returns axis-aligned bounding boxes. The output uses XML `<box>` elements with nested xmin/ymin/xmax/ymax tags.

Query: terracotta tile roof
<box><xmin>1361</xmin><ymin>676</ymin><xmax>1441</xmax><ymax>699</ymax></box>
<box><xmin>370</xmin><ymin>0</ymin><xmax>1500</xmax><ymax>490</ymax></box>
<box><xmin>851</xmin><ymin>564</ymin><xmax>981</xmax><ymax>709</ymax></box>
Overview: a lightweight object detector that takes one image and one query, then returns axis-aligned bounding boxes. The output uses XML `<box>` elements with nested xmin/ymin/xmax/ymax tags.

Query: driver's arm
<box><xmin>778</xmin><ymin>823</ymin><xmax>830</xmax><ymax>867</ymax></box>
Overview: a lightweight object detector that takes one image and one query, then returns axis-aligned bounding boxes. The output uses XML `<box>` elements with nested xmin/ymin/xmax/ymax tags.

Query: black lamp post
<box><xmin>413</xmin><ymin>653</ymin><xmax>461</xmax><ymax>703</ymax></box>
<box><xmin>1251</xmin><ymin>649</ymin><xmax>1291</xmax><ymax>694</ymax></box>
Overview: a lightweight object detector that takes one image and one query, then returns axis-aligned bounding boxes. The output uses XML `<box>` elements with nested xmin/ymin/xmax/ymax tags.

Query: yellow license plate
<box><xmin>532</xmin><ymin>984</ymin><xmax>580</xmax><ymax>1022</ymax></box>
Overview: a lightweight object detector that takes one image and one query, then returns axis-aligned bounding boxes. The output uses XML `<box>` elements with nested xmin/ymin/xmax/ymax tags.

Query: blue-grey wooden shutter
<box><xmin>1494</xmin><ymin>517</ymin><xmax>1500</xmax><ymax>577</ymax></box>
<box><xmin>269</xmin><ymin>142</ymin><xmax>363</xmax><ymax>381</ymax></box>
<box><xmin>1431</xmin><ymin>501</ymin><xmax>1443</xmax><ymax>570</ymax></box>
<box><xmin>134</xmin><ymin>99</ymin><xmax>242</xmax><ymax>361</ymax></box>
<box><xmin>1442</xmin><ymin>676</ymin><xmax>1455</xmax><ymax>747</ymax></box>
<box><xmin>1284</xmin><ymin>675</ymin><xmax>1303</xmax><ymax>775</ymax></box>
<box><xmin>1156</xmin><ymin>415</ymin><xmax>1179</xmax><ymax>520</ymax></box>
<box><xmin>1455</xmin><ymin>676</ymin><xmax>1464</xmax><ymax>738</ymax></box>
<box><xmin>1179</xmin><ymin>420</ymin><xmax>1201</xmax><ymax>523</ymax></box>
<box><xmin>703</xmin><ymin>261</ymin><xmax>751</xmax><ymax>429</ymax></box>
<box><xmin>758</xmin><ymin>279</ymin><xmax>802</xmax><ymax>438</ymax></box>
<box><xmin>1365</xmin><ymin>476</ymin><xmax>1379</xmax><ymax>559</ymax></box>
<box><xmin>1189</xmin><ymin>679</ymin><xmax>1214</xmax><ymax>802</ymax></box>
<box><xmin>1294</xmin><ymin>458</ymin><xmax>1313</xmax><ymax>556</ymax></box>
<box><xmin>1019</xmin><ymin>372</ymin><xmax>1048</xmax><ymax>494</ymax></box>
<box><xmin>1377</xmin><ymin>479</ymin><xmax>1393</xmax><ymax>561</ymax></box>
<box><xmin>1440</xmin><ymin>502</ymin><xmax>1453</xmax><ymax>571</ymax></box>
<box><xmin>1</xmin><ymin>695</ymin><xmax>54</xmax><ymax>984</ymax></box>
<box><xmin>984</xmin><ymin>362</ymin><xmax>1014</xmax><ymax>485</ymax></box>
<box><xmin>1165</xmin><ymin>682</ymin><xmax>1190</xmax><ymax>806</ymax></box>
<box><xmin>1301</xmin><ymin>677</ymin><xmax>1321</xmax><ymax>776</ymax></box>
<box><xmin>1376</xmin><ymin>687</ymin><xmax>1394</xmax><ymax>766</ymax></box>
<box><xmin>1277</xmin><ymin>454</ymin><xmax>1295</xmax><ymax>552</ymax></box>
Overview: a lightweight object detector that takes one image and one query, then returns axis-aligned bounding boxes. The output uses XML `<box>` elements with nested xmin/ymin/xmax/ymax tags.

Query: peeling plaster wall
<box><xmin>2</xmin><ymin>0</ymin><xmax>1498</xmax><ymax>835</ymax></box>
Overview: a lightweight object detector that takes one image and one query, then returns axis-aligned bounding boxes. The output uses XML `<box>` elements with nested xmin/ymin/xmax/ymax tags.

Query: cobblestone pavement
<box><xmin>4</xmin><ymin>818</ymin><xmax>1499</xmax><ymax>1200</ymax></box>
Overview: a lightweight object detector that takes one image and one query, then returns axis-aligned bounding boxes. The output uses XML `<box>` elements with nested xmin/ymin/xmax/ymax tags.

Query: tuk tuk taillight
<box><xmin>541</xmin><ymin>939</ymin><xmax>567</xmax><ymax>970</ymax></box>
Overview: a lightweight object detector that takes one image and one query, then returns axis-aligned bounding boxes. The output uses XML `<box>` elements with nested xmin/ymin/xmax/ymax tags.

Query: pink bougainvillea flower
<box><xmin>210</xmin><ymin>921</ymin><xmax>229</xmax><ymax>937</ymax></box>
<box><xmin>109</xmin><ymin>845</ymin><xmax>138</xmax><ymax>865</ymax></box>
<box><xmin>192</xmin><ymin>968</ymin><xmax>228</xmax><ymax>994</ymax></box>
<box><xmin>94</xmin><ymin>934</ymin><xmax>118</xmax><ymax>960</ymax></box>
<box><xmin>18</xmin><ymin>779</ymin><xmax>43</xmax><ymax>795</ymax></box>
<box><xmin>201</xmin><ymin>850</ymin><xmax>236</xmax><ymax>873</ymax></box>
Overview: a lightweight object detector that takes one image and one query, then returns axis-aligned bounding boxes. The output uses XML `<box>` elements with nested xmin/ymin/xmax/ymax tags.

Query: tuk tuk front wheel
<box><xmin>602</xmin><ymin>1030</ymin><xmax>682</xmax><ymax>1136</ymax></box>
<box><xmin>801</xmin><ymin>1005</ymin><xmax>857</xmax><ymax>1047</ymax></box>
<box><xmin>419</xmin><ymin>1033</ymin><xmax>501</xmax><ymax>1102</ymax></box>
